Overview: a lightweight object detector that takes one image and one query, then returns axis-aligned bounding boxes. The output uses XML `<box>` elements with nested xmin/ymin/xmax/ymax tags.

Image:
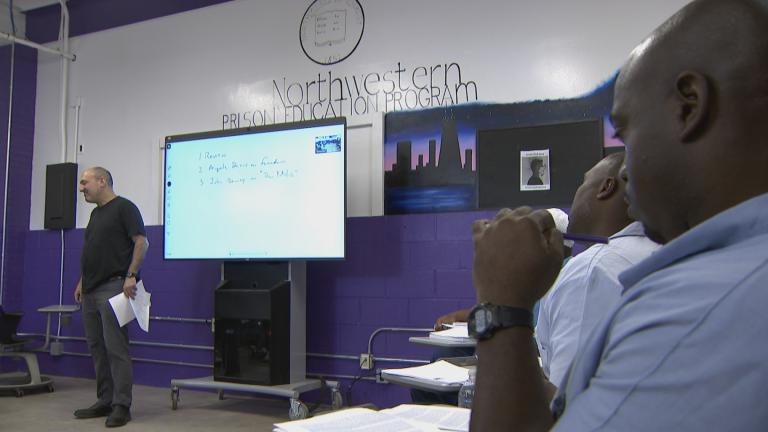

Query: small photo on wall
<box><xmin>520</xmin><ymin>149</ymin><xmax>550</xmax><ymax>191</ymax></box>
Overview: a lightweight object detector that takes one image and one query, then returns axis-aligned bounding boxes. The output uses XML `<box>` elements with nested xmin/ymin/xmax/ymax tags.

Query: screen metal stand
<box><xmin>169</xmin><ymin>261</ymin><xmax>342</xmax><ymax>419</ymax></box>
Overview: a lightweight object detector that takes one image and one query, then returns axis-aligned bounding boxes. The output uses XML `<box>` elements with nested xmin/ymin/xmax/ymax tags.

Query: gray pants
<box><xmin>82</xmin><ymin>278</ymin><xmax>132</xmax><ymax>408</ymax></box>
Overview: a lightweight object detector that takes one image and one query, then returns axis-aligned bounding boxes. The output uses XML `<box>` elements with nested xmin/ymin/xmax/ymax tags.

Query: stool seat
<box><xmin>0</xmin><ymin>350</ymin><xmax>55</xmax><ymax>396</ymax></box>
<box><xmin>0</xmin><ymin>307</ymin><xmax>56</xmax><ymax>396</ymax></box>
<box><xmin>37</xmin><ymin>305</ymin><xmax>80</xmax><ymax>314</ymax></box>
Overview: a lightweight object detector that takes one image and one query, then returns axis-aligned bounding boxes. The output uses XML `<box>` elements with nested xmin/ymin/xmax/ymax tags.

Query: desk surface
<box><xmin>37</xmin><ymin>305</ymin><xmax>80</xmax><ymax>313</ymax></box>
<box><xmin>409</xmin><ymin>336</ymin><xmax>476</xmax><ymax>348</ymax></box>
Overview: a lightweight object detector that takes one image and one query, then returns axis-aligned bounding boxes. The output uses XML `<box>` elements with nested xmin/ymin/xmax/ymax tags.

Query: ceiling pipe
<box><xmin>54</xmin><ymin>0</ymin><xmax>70</xmax><ymax>338</ymax></box>
<box><xmin>58</xmin><ymin>0</ymin><xmax>69</xmax><ymax>162</ymax></box>
<box><xmin>0</xmin><ymin>30</ymin><xmax>75</xmax><ymax>60</ymax></box>
<box><xmin>0</xmin><ymin>41</ymin><xmax>14</xmax><ymax>307</ymax></box>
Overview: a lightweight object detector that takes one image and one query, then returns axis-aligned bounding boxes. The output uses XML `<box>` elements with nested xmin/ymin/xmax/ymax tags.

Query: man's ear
<box><xmin>675</xmin><ymin>71</ymin><xmax>710</xmax><ymax>142</ymax></box>
<box><xmin>596</xmin><ymin>177</ymin><xmax>617</xmax><ymax>200</ymax></box>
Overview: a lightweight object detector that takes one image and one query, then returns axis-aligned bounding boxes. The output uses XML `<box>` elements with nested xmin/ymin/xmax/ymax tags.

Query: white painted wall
<box><xmin>31</xmin><ymin>0</ymin><xmax>690</xmax><ymax>229</ymax></box>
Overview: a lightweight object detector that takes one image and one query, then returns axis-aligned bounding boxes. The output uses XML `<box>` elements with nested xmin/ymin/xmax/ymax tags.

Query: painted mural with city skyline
<box><xmin>383</xmin><ymin>75</ymin><xmax>622</xmax><ymax>214</ymax></box>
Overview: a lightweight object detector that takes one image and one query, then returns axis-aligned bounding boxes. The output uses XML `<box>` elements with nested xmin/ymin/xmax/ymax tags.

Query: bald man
<box><xmin>468</xmin><ymin>0</ymin><xmax>768</xmax><ymax>430</ymax></box>
<box><xmin>536</xmin><ymin>152</ymin><xmax>659</xmax><ymax>391</ymax></box>
<box><xmin>73</xmin><ymin>167</ymin><xmax>148</xmax><ymax>428</ymax></box>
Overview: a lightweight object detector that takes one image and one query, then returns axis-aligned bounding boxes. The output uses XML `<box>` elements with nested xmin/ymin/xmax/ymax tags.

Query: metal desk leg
<box><xmin>42</xmin><ymin>313</ymin><xmax>52</xmax><ymax>352</ymax></box>
<box><xmin>171</xmin><ymin>386</ymin><xmax>180</xmax><ymax>410</ymax></box>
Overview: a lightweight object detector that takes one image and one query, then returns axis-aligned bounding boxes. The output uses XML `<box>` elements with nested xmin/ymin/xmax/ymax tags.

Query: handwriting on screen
<box><xmin>196</xmin><ymin>151</ymin><xmax>298</xmax><ymax>186</ymax></box>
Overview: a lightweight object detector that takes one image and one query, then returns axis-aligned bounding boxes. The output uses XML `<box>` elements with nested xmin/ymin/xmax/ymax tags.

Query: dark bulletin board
<box><xmin>477</xmin><ymin>119</ymin><xmax>604</xmax><ymax>209</ymax></box>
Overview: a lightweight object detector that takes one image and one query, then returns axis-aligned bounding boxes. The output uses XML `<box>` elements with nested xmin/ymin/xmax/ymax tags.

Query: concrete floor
<box><xmin>0</xmin><ymin>375</ymin><xmax>300</xmax><ymax>431</ymax></box>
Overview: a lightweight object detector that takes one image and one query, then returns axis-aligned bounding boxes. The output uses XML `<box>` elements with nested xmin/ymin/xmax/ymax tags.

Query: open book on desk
<box><xmin>273</xmin><ymin>404</ymin><xmax>469</xmax><ymax>432</ymax></box>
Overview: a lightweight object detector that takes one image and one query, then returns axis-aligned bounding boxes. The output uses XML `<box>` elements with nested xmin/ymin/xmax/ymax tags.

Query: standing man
<box><xmin>73</xmin><ymin>167</ymin><xmax>148</xmax><ymax>428</ymax></box>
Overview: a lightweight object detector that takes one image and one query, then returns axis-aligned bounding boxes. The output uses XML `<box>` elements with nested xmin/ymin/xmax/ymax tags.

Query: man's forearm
<box><xmin>128</xmin><ymin>237</ymin><xmax>148</xmax><ymax>273</ymax></box>
<box><xmin>471</xmin><ymin>328</ymin><xmax>554</xmax><ymax>432</ymax></box>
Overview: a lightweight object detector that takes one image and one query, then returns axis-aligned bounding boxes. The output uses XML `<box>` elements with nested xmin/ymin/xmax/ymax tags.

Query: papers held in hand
<box><xmin>108</xmin><ymin>280</ymin><xmax>151</xmax><ymax>332</ymax></box>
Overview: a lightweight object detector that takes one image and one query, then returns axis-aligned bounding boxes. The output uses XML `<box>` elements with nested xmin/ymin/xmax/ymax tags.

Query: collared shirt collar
<box><xmin>620</xmin><ymin>192</ymin><xmax>768</xmax><ymax>293</ymax></box>
<box><xmin>610</xmin><ymin>221</ymin><xmax>646</xmax><ymax>240</ymax></box>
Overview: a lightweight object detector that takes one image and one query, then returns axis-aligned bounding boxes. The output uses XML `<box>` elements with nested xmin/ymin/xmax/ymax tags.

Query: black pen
<box><xmin>563</xmin><ymin>233</ymin><xmax>609</xmax><ymax>244</ymax></box>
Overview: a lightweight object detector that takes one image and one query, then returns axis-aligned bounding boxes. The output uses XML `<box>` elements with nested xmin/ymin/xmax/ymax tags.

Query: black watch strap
<box><xmin>496</xmin><ymin>305</ymin><xmax>534</xmax><ymax>331</ymax></box>
<box><xmin>469</xmin><ymin>303</ymin><xmax>533</xmax><ymax>340</ymax></box>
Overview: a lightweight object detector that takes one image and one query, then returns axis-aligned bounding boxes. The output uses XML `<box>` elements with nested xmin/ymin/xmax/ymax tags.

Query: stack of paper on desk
<box><xmin>273</xmin><ymin>404</ymin><xmax>469</xmax><ymax>432</ymax></box>
<box><xmin>429</xmin><ymin>323</ymin><xmax>471</xmax><ymax>343</ymax></box>
<box><xmin>382</xmin><ymin>360</ymin><xmax>470</xmax><ymax>384</ymax></box>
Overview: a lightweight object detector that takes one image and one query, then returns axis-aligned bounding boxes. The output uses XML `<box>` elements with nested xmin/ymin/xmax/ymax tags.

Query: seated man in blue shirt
<box><xmin>418</xmin><ymin>153</ymin><xmax>654</xmax><ymax>405</ymax></box>
<box><xmin>536</xmin><ymin>153</ymin><xmax>659</xmax><ymax>391</ymax></box>
<box><xmin>468</xmin><ymin>0</ymin><xmax>768</xmax><ymax>430</ymax></box>
<box><xmin>412</xmin><ymin>208</ymin><xmax>568</xmax><ymax>406</ymax></box>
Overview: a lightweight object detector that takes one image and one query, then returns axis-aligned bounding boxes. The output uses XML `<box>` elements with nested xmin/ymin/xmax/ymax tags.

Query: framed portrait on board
<box><xmin>520</xmin><ymin>149</ymin><xmax>550</xmax><ymax>191</ymax></box>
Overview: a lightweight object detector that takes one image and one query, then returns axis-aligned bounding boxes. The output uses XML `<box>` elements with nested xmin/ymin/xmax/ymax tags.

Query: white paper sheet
<box><xmin>108</xmin><ymin>289</ymin><xmax>134</xmax><ymax>327</ymax></box>
<box><xmin>273</xmin><ymin>407</ymin><xmax>424</xmax><ymax>432</ymax></box>
<box><xmin>382</xmin><ymin>360</ymin><xmax>470</xmax><ymax>384</ymax></box>
<box><xmin>108</xmin><ymin>280</ymin><xmax>151</xmax><ymax>332</ymax></box>
<box><xmin>131</xmin><ymin>281</ymin><xmax>151</xmax><ymax>332</ymax></box>
<box><xmin>273</xmin><ymin>405</ymin><xmax>469</xmax><ymax>432</ymax></box>
<box><xmin>383</xmin><ymin>405</ymin><xmax>469</xmax><ymax>432</ymax></box>
<box><xmin>429</xmin><ymin>324</ymin><xmax>470</xmax><ymax>342</ymax></box>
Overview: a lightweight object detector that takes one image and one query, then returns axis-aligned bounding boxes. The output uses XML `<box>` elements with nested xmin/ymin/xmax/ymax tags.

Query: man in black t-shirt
<box><xmin>73</xmin><ymin>167</ymin><xmax>148</xmax><ymax>428</ymax></box>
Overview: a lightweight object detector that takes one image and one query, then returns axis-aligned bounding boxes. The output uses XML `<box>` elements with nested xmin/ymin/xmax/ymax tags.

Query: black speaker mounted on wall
<box><xmin>44</xmin><ymin>163</ymin><xmax>78</xmax><ymax>230</ymax></box>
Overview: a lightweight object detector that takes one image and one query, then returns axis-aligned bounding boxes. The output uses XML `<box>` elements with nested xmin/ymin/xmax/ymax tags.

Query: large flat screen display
<box><xmin>163</xmin><ymin>118</ymin><xmax>346</xmax><ymax>260</ymax></box>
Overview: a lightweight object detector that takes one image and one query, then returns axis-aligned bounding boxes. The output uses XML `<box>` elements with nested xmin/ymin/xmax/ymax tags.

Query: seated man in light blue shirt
<box><xmin>468</xmin><ymin>0</ymin><xmax>768</xmax><ymax>430</ymax></box>
<box><xmin>413</xmin><ymin>208</ymin><xmax>571</xmax><ymax>406</ymax></box>
<box><xmin>536</xmin><ymin>153</ymin><xmax>659</xmax><ymax>390</ymax></box>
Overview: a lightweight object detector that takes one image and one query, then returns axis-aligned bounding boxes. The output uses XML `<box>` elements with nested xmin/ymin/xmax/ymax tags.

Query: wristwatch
<box><xmin>125</xmin><ymin>272</ymin><xmax>137</xmax><ymax>279</ymax></box>
<box><xmin>468</xmin><ymin>303</ymin><xmax>534</xmax><ymax>340</ymax></box>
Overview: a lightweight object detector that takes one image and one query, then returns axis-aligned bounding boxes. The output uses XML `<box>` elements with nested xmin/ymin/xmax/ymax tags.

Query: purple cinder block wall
<box><xmin>19</xmin><ymin>212</ymin><xmax>489</xmax><ymax>408</ymax></box>
<box><xmin>0</xmin><ymin>44</ymin><xmax>37</xmax><ymax>313</ymax></box>
<box><xmin>306</xmin><ymin>212</ymin><xmax>492</xmax><ymax>406</ymax></box>
<box><xmin>20</xmin><ymin>227</ymin><xmax>222</xmax><ymax>384</ymax></box>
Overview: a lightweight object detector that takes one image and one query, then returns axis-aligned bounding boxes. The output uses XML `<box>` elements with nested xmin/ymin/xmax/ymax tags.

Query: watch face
<box><xmin>475</xmin><ymin>309</ymin><xmax>490</xmax><ymax>333</ymax></box>
<box><xmin>300</xmin><ymin>0</ymin><xmax>365</xmax><ymax>65</ymax></box>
